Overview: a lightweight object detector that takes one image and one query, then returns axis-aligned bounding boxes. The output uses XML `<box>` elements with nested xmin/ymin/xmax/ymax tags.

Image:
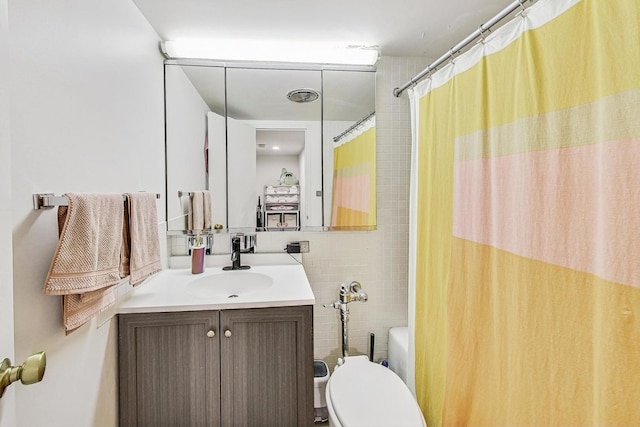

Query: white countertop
<box><xmin>118</xmin><ymin>253</ymin><xmax>315</xmax><ymax>314</ymax></box>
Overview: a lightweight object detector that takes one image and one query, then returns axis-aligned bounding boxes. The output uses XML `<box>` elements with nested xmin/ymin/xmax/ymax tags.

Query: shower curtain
<box><xmin>408</xmin><ymin>0</ymin><xmax>640</xmax><ymax>425</ymax></box>
<box><xmin>330</xmin><ymin>115</ymin><xmax>376</xmax><ymax>229</ymax></box>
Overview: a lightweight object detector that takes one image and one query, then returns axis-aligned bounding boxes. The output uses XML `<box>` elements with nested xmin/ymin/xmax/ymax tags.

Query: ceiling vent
<box><xmin>286</xmin><ymin>88</ymin><xmax>320</xmax><ymax>103</ymax></box>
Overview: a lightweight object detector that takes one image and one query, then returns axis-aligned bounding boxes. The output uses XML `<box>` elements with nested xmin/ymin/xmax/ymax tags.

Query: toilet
<box><xmin>325</xmin><ymin>327</ymin><xmax>426</xmax><ymax>427</ymax></box>
<box><xmin>388</xmin><ymin>326</ymin><xmax>409</xmax><ymax>383</ymax></box>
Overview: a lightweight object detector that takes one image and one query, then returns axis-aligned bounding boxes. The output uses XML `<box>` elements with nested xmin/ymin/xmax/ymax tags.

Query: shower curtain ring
<box><xmin>449</xmin><ymin>48</ymin><xmax>458</xmax><ymax>64</ymax></box>
<box><xmin>516</xmin><ymin>0</ymin><xmax>529</xmax><ymax>18</ymax></box>
<box><xmin>478</xmin><ymin>24</ymin><xmax>487</xmax><ymax>43</ymax></box>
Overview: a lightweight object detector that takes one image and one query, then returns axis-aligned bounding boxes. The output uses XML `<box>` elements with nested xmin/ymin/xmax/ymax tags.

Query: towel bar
<box><xmin>32</xmin><ymin>193</ymin><xmax>161</xmax><ymax>210</ymax></box>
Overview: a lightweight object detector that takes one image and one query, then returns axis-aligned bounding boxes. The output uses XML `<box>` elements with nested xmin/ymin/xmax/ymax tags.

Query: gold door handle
<box><xmin>0</xmin><ymin>351</ymin><xmax>46</xmax><ymax>399</ymax></box>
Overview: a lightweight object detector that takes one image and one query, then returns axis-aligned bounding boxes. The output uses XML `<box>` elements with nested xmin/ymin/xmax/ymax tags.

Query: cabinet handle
<box><xmin>206</xmin><ymin>330</ymin><xmax>216</xmax><ymax>338</ymax></box>
<box><xmin>224</xmin><ymin>330</ymin><xmax>232</xmax><ymax>338</ymax></box>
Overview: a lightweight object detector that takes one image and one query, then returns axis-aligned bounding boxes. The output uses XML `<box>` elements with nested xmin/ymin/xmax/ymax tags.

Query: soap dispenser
<box><xmin>191</xmin><ymin>233</ymin><xmax>205</xmax><ymax>274</ymax></box>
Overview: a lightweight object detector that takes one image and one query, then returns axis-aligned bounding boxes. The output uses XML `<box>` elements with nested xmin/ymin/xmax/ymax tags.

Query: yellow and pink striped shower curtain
<box><xmin>330</xmin><ymin>118</ymin><xmax>376</xmax><ymax>229</ymax></box>
<box><xmin>410</xmin><ymin>0</ymin><xmax>640</xmax><ymax>425</ymax></box>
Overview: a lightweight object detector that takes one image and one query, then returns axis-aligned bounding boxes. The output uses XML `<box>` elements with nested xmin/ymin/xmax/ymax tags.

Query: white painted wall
<box><xmin>8</xmin><ymin>0</ymin><xmax>165</xmax><ymax>425</ymax></box>
<box><xmin>302</xmin><ymin>122</ymin><xmax>322</xmax><ymax>227</ymax></box>
<box><xmin>298</xmin><ymin>145</ymin><xmax>307</xmax><ymax>224</ymax></box>
<box><xmin>256</xmin><ymin>155</ymin><xmax>299</xmax><ymax>193</ymax></box>
<box><xmin>0</xmin><ymin>0</ymin><xmax>16</xmax><ymax>424</ymax></box>
<box><xmin>227</xmin><ymin>117</ymin><xmax>257</xmax><ymax>228</ymax></box>
<box><xmin>165</xmin><ymin>65</ymin><xmax>209</xmax><ymax>230</ymax></box>
<box><xmin>208</xmin><ymin>111</ymin><xmax>227</xmax><ymax>227</ymax></box>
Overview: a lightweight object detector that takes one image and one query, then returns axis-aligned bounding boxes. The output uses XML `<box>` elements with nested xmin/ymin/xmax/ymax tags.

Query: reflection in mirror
<box><xmin>323</xmin><ymin>70</ymin><xmax>376</xmax><ymax>230</ymax></box>
<box><xmin>164</xmin><ymin>63</ymin><xmax>376</xmax><ymax>233</ymax></box>
<box><xmin>226</xmin><ymin>68</ymin><xmax>322</xmax><ymax>231</ymax></box>
<box><xmin>165</xmin><ymin>64</ymin><xmax>226</xmax><ymax>231</ymax></box>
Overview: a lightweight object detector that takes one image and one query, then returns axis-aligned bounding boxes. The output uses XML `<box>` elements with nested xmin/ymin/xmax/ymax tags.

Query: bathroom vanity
<box><xmin>116</xmin><ymin>256</ymin><xmax>315</xmax><ymax>427</ymax></box>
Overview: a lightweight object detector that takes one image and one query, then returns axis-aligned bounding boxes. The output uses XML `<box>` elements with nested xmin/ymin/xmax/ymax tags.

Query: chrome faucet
<box><xmin>223</xmin><ymin>236</ymin><xmax>250</xmax><ymax>271</ymax></box>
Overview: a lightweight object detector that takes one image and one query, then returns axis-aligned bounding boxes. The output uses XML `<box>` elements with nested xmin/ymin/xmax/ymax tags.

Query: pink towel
<box><xmin>126</xmin><ymin>193</ymin><xmax>163</xmax><ymax>286</ymax></box>
<box><xmin>44</xmin><ymin>193</ymin><xmax>123</xmax><ymax>295</ymax></box>
<box><xmin>203</xmin><ymin>190</ymin><xmax>212</xmax><ymax>230</ymax></box>
<box><xmin>189</xmin><ymin>191</ymin><xmax>204</xmax><ymax>231</ymax></box>
<box><xmin>188</xmin><ymin>191</ymin><xmax>212</xmax><ymax>231</ymax></box>
<box><xmin>43</xmin><ymin>193</ymin><xmax>124</xmax><ymax>333</ymax></box>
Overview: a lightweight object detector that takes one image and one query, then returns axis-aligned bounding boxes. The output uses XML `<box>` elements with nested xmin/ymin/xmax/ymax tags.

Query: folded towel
<box><xmin>43</xmin><ymin>193</ymin><xmax>124</xmax><ymax>333</ymax></box>
<box><xmin>63</xmin><ymin>287</ymin><xmax>116</xmax><ymax>334</ymax></box>
<box><xmin>203</xmin><ymin>190</ymin><xmax>212</xmax><ymax>230</ymax></box>
<box><xmin>126</xmin><ymin>193</ymin><xmax>162</xmax><ymax>286</ymax></box>
<box><xmin>188</xmin><ymin>191</ymin><xmax>203</xmax><ymax>231</ymax></box>
<box><xmin>44</xmin><ymin>193</ymin><xmax>124</xmax><ymax>295</ymax></box>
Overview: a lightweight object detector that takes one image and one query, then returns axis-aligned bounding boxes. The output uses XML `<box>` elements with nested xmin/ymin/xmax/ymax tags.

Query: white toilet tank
<box><xmin>388</xmin><ymin>326</ymin><xmax>409</xmax><ymax>384</ymax></box>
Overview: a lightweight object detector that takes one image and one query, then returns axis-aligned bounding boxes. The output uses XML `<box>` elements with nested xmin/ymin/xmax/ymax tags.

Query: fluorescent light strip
<box><xmin>161</xmin><ymin>40</ymin><xmax>379</xmax><ymax>66</ymax></box>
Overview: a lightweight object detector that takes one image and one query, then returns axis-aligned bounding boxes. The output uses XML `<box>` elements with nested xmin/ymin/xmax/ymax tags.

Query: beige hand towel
<box><xmin>126</xmin><ymin>193</ymin><xmax>162</xmax><ymax>286</ymax></box>
<box><xmin>44</xmin><ymin>193</ymin><xmax>124</xmax><ymax>295</ymax></box>
<box><xmin>187</xmin><ymin>193</ymin><xmax>193</xmax><ymax>230</ymax></box>
<box><xmin>203</xmin><ymin>190</ymin><xmax>212</xmax><ymax>230</ymax></box>
<box><xmin>189</xmin><ymin>191</ymin><xmax>204</xmax><ymax>231</ymax></box>
<box><xmin>43</xmin><ymin>193</ymin><xmax>124</xmax><ymax>333</ymax></box>
<box><xmin>63</xmin><ymin>288</ymin><xmax>115</xmax><ymax>334</ymax></box>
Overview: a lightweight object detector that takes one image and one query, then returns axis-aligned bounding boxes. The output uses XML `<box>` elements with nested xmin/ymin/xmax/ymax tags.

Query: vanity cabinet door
<box><xmin>220</xmin><ymin>306</ymin><xmax>313</xmax><ymax>427</ymax></box>
<box><xmin>118</xmin><ymin>311</ymin><xmax>221</xmax><ymax>427</ymax></box>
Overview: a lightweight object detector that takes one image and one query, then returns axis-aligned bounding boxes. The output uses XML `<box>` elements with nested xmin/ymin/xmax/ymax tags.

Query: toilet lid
<box><xmin>328</xmin><ymin>356</ymin><xmax>426</xmax><ymax>427</ymax></box>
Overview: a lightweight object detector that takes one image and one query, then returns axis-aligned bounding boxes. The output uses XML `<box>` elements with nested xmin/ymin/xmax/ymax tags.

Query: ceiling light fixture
<box><xmin>286</xmin><ymin>89</ymin><xmax>320</xmax><ymax>103</ymax></box>
<box><xmin>160</xmin><ymin>40</ymin><xmax>379</xmax><ymax>66</ymax></box>
<box><xmin>272</xmin><ymin>146</ymin><xmax>280</xmax><ymax>150</ymax></box>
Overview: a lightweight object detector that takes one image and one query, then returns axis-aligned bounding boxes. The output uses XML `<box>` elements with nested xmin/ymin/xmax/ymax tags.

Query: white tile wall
<box><xmin>169</xmin><ymin>56</ymin><xmax>430</xmax><ymax>370</ymax></box>
<box><xmin>306</xmin><ymin>57</ymin><xmax>430</xmax><ymax>369</ymax></box>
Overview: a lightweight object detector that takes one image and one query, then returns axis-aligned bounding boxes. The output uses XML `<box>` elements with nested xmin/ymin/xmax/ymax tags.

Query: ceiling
<box><xmin>153</xmin><ymin>0</ymin><xmax>515</xmax><ymax>155</ymax></box>
<box><xmin>132</xmin><ymin>0</ymin><xmax>513</xmax><ymax>60</ymax></box>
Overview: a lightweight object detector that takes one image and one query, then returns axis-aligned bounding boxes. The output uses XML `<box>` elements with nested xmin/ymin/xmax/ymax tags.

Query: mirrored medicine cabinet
<box><xmin>164</xmin><ymin>61</ymin><xmax>376</xmax><ymax>234</ymax></box>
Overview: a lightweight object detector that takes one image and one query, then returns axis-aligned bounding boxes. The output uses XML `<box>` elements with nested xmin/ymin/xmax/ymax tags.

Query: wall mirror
<box><xmin>165</xmin><ymin>62</ymin><xmax>376</xmax><ymax>233</ymax></box>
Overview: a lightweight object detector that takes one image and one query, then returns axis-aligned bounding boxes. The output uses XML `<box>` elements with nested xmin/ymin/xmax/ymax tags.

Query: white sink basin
<box><xmin>117</xmin><ymin>254</ymin><xmax>316</xmax><ymax>313</ymax></box>
<box><xmin>185</xmin><ymin>271</ymin><xmax>274</xmax><ymax>299</ymax></box>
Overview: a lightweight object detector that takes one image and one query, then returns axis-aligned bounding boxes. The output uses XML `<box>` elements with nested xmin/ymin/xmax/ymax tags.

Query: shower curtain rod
<box><xmin>393</xmin><ymin>0</ymin><xmax>536</xmax><ymax>97</ymax></box>
<box><xmin>333</xmin><ymin>111</ymin><xmax>375</xmax><ymax>143</ymax></box>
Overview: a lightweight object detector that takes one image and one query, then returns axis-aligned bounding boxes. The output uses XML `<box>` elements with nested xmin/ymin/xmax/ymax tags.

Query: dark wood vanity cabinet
<box><xmin>118</xmin><ymin>306</ymin><xmax>313</xmax><ymax>427</ymax></box>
